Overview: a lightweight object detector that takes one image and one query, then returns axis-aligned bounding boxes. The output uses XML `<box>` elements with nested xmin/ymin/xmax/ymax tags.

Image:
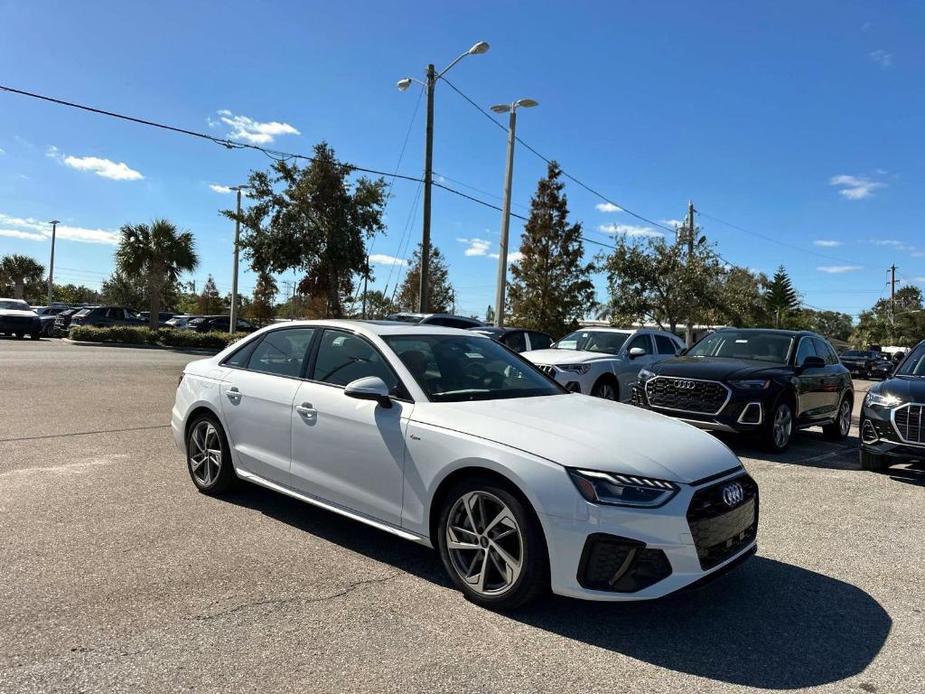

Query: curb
<box><xmin>61</xmin><ymin>338</ymin><xmax>220</xmax><ymax>356</ymax></box>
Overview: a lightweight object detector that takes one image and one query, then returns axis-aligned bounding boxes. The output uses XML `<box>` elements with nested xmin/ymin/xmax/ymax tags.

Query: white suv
<box><xmin>522</xmin><ymin>327</ymin><xmax>684</xmax><ymax>401</ymax></box>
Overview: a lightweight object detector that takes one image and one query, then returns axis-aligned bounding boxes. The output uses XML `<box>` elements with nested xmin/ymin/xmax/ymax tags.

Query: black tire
<box><xmin>185</xmin><ymin>413</ymin><xmax>237</xmax><ymax>495</ymax></box>
<box><xmin>823</xmin><ymin>395</ymin><xmax>852</xmax><ymax>441</ymax></box>
<box><xmin>590</xmin><ymin>375</ymin><xmax>619</xmax><ymax>401</ymax></box>
<box><xmin>762</xmin><ymin>398</ymin><xmax>794</xmax><ymax>452</ymax></box>
<box><xmin>13</xmin><ymin>332</ymin><xmax>23</xmax><ymax>340</ymax></box>
<box><xmin>437</xmin><ymin>477</ymin><xmax>549</xmax><ymax>610</ymax></box>
<box><xmin>859</xmin><ymin>448</ymin><xmax>890</xmax><ymax>472</ymax></box>
<box><xmin>30</xmin><ymin>331</ymin><xmax>41</xmax><ymax>341</ymax></box>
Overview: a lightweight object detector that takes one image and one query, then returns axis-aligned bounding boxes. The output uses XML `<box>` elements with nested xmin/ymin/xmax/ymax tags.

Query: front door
<box><xmin>289</xmin><ymin>329</ymin><xmax>411</xmax><ymax>526</ymax></box>
<box><xmin>794</xmin><ymin>336</ymin><xmax>827</xmax><ymax>420</ymax></box>
<box><xmin>618</xmin><ymin>333</ymin><xmax>656</xmax><ymax>395</ymax></box>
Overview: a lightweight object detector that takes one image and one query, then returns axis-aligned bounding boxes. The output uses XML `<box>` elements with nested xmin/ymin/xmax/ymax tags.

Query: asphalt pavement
<box><xmin>1</xmin><ymin>338</ymin><xmax>923</xmax><ymax>693</ymax></box>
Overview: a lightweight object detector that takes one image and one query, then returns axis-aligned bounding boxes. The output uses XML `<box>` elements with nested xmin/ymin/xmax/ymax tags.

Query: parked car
<box><xmin>172</xmin><ymin>321</ymin><xmax>757</xmax><ymax>608</ymax></box>
<box><xmin>139</xmin><ymin>311</ymin><xmax>176</xmax><ymax>323</ymax></box>
<box><xmin>164</xmin><ymin>314</ymin><xmax>200</xmax><ymax>330</ymax></box>
<box><xmin>32</xmin><ymin>305</ymin><xmax>70</xmax><ymax>336</ymax></box>
<box><xmin>0</xmin><ymin>298</ymin><xmax>42</xmax><ymax>339</ymax></box>
<box><xmin>839</xmin><ymin>349</ymin><xmax>893</xmax><ymax>379</ymax></box>
<box><xmin>53</xmin><ymin>307</ymin><xmax>87</xmax><ymax>334</ymax></box>
<box><xmin>467</xmin><ymin>326</ymin><xmax>554</xmax><ymax>353</ymax></box>
<box><xmin>188</xmin><ymin>315</ymin><xmax>256</xmax><ymax>333</ymax></box>
<box><xmin>521</xmin><ymin>327</ymin><xmax>684</xmax><ymax>401</ymax></box>
<box><xmin>385</xmin><ymin>312</ymin><xmax>483</xmax><ymax>329</ymax></box>
<box><xmin>68</xmin><ymin>305</ymin><xmax>148</xmax><ymax>329</ymax></box>
<box><xmin>632</xmin><ymin>328</ymin><xmax>853</xmax><ymax>451</ymax></box>
<box><xmin>859</xmin><ymin>339</ymin><xmax>925</xmax><ymax>470</ymax></box>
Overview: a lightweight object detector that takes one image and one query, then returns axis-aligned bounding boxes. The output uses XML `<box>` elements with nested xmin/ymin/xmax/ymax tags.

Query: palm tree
<box><xmin>115</xmin><ymin>219</ymin><xmax>199</xmax><ymax>329</ymax></box>
<box><xmin>0</xmin><ymin>254</ymin><xmax>45</xmax><ymax>300</ymax></box>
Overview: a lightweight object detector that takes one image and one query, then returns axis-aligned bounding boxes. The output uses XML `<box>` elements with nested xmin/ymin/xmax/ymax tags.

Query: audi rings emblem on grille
<box><xmin>677</xmin><ymin>380</ymin><xmax>697</xmax><ymax>390</ymax></box>
<box><xmin>722</xmin><ymin>482</ymin><xmax>745</xmax><ymax>507</ymax></box>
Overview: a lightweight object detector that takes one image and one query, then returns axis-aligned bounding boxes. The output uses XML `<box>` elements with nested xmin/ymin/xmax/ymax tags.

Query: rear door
<box><xmin>813</xmin><ymin>338</ymin><xmax>843</xmax><ymax>415</ymax></box>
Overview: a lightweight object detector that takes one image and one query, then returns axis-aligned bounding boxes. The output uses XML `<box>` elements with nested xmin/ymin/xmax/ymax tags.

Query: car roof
<box><xmin>713</xmin><ymin>327</ymin><xmax>815</xmax><ymax>337</ymax></box>
<box><xmin>266</xmin><ymin>319</ymin><xmax>485</xmax><ymax>338</ymax></box>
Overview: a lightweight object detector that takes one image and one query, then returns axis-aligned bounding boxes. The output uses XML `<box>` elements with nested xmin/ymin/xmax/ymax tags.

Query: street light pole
<box><xmin>46</xmin><ymin>220</ymin><xmax>59</xmax><ymax>304</ymax></box>
<box><xmin>229</xmin><ymin>186</ymin><xmax>248</xmax><ymax>334</ymax></box>
<box><xmin>396</xmin><ymin>41</ymin><xmax>490</xmax><ymax>314</ymax></box>
<box><xmin>491</xmin><ymin>99</ymin><xmax>538</xmax><ymax>327</ymax></box>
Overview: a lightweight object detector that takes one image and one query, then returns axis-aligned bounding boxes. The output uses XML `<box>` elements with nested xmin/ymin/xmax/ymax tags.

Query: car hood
<box><xmin>522</xmin><ymin>349</ymin><xmax>620</xmax><ymax>365</ymax></box>
<box><xmin>410</xmin><ymin>394</ymin><xmax>742</xmax><ymax>484</ymax></box>
<box><xmin>0</xmin><ymin>309</ymin><xmax>37</xmax><ymax>318</ymax></box>
<box><xmin>871</xmin><ymin>376</ymin><xmax>925</xmax><ymax>402</ymax></box>
<box><xmin>650</xmin><ymin>356</ymin><xmax>785</xmax><ymax>381</ymax></box>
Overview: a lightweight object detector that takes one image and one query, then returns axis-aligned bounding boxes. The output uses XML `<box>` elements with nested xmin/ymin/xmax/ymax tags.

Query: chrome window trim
<box><xmin>644</xmin><ymin>376</ymin><xmax>733</xmax><ymax>416</ymax></box>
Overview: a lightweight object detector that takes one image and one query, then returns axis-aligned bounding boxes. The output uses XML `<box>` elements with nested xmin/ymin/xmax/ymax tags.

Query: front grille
<box><xmin>894</xmin><ymin>404</ymin><xmax>925</xmax><ymax>445</ymax></box>
<box><xmin>645</xmin><ymin>377</ymin><xmax>730</xmax><ymax>415</ymax></box>
<box><xmin>687</xmin><ymin>474</ymin><xmax>759</xmax><ymax>570</ymax></box>
<box><xmin>577</xmin><ymin>534</ymin><xmax>672</xmax><ymax>592</ymax></box>
<box><xmin>536</xmin><ymin>364</ymin><xmax>557</xmax><ymax>378</ymax></box>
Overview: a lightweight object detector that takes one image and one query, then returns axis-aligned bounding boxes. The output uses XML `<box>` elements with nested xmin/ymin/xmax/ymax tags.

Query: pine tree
<box><xmin>507</xmin><ymin>161</ymin><xmax>595</xmax><ymax>337</ymax></box>
<box><xmin>198</xmin><ymin>274</ymin><xmax>224</xmax><ymax>314</ymax></box>
<box><xmin>246</xmin><ymin>272</ymin><xmax>278</xmax><ymax>326</ymax></box>
<box><xmin>765</xmin><ymin>265</ymin><xmax>800</xmax><ymax>328</ymax></box>
<box><xmin>396</xmin><ymin>243</ymin><xmax>455</xmax><ymax>313</ymax></box>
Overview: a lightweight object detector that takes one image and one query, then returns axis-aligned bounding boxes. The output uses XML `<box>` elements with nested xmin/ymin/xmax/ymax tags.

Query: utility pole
<box><xmin>685</xmin><ymin>200</ymin><xmax>695</xmax><ymax>347</ymax></box>
<box><xmin>47</xmin><ymin>220</ymin><xmax>59</xmax><ymax>304</ymax></box>
<box><xmin>361</xmin><ymin>254</ymin><xmax>370</xmax><ymax>319</ymax></box>
<box><xmin>419</xmin><ymin>63</ymin><xmax>436</xmax><ymax>314</ymax></box>
<box><xmin>890</xmin><ymin>264</ymin><xmax>897</xmax><ymax>321</ymax></box>
<box><xmin>229</xmin><ymin>187</ymin><xmax>244</xmax><ymax>334</ymax></box>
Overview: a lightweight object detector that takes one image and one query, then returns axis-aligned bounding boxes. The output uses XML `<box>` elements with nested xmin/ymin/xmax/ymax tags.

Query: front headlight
<box><xmin>729</xmin><ymin>379</ymin><xmax>770</xmax><ymax>390</ymax></box>
<box><xmin>568</xmin><ymin>468</ymin><xmax>679</xmax><ymax>508</ymax></box>
<box><xmin>557</xmin><ymin>363</ymin><xmax>590</xmax><ymax>375</ymax></box>
<box><xmin>865</xmin><ymin>391</ymin><xmax>902</xmax><ymax>408</ymax></box>
<box><xmin>637</xmin><ymin>368</ymin><xmax>655</xmax><ymax>383</ymax></box>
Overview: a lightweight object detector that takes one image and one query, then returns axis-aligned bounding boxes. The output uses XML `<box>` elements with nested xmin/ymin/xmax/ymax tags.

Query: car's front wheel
<box><xmin>590</xmin><ymin>376</ymin><xmax>618</xmax><ymax>401</ymax></box>
<box><xmin>437</xmin><ymin>479</ymin><xmax>548</xmax><ymax>610</ymax></box>
<box><xmin>185</xmin><ymin>414</ymin><xmax>236</xmax><ymax>495</ymax></box>
<box><xmin>763</xmin><ymin>399</ymin><xmax>794</xmax><ymax>452</ymax></box>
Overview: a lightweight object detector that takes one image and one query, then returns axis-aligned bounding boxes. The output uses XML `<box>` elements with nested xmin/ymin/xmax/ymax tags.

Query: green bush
<box><xmin>68</xmin><ymin>326</ymin><xmax>247</xmax><ymax>350</ymax></box>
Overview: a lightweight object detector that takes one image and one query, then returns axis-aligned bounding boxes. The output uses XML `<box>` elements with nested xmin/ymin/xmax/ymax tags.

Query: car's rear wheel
<box><xmin>860</xmin><ymin>449</ymin><xmax>890</xmax><ymax>472</ymax></box>
<box><xmin>591</xmin><ymin>376</ymin><xmax>618</xmax><ymax>401</ymax></box>
<box><xmin>185</xmin><ymin>414</ymin><xmax>236</xmax><ymax>495</ymax></box>
<box><xmin>762</xmin><ymin>400</ymin><xmax>794</xmax><ymax>452</ymax></box>
<box><xmin>13</xmin><ymin>332</ymin><xmax>23</xmax><ymax>339</ymax></box>
<box><xmin>437</xmin><ymin>479</ymin><xmax>548</xmax><ymax>610</ymax></box>
<box><xmin>823</xmin><ymin>396</ymin><xmax>852</xmax><ymax>440</ymax></box>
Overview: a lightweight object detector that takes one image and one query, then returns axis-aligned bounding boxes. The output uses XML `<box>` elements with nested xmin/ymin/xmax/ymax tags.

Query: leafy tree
<box><xmin>244</xmin><ymin>272</ymin><xmax>278</xmax><ymax>326</ymax></box>
<box><xmin>713</xmin><ymin>267</ymin><xmax>770</xmax><ymax>328</ymax></box>
<box><xmin>225</xmin><ymin>142</ymin><xmax>386</xmax><ymax>318</ymax></box>
<box><xmin>0</xmin><ymin>254</ymin><xmax>45</xmax><ymax>300</ymax></box>
<box><xmin>52</xmin><ymin>283</ymin><xmax>102</xmax><ymax>305</ymax></box>
<box><xmin>396</xmin><ymin>243</ymin><xmax>455</xmax><ymax>313</ymax></box>
<box><xmin>348</xmin><ymin>289</ymin><xmax>397</xmax><ymax>319</ymax></box>
<box><xmin>798</xmin><ymin>309</ymin><xmax>854</xmax><ymax>342</ymax></box>
<box><xmin>101</xmin><ymin>271</ymin><xmax>146</xmax><ymax>308</ymax></box>
<box><xmin>197</xmin><ymin>275</ymin><xmax>225</xmax><ymax>315</ymax></box>
<box><xmin>114</xmin><ymin>219</ymin><xmax>198</xmax><ymax>328</ymax></box>
<box><xmin>601</xmin><ymin>233</ymin><xmax>722</xmax><ymax>335</ymax></box>
<box><xmin>507</xmin><ymin>161</ymin><xmax>595</xmax><ymax>337</ymax></box>
<box><xmin>765</xmin><ymin>265</ymin><xmax>800</xmax><ymax>329</ymax></box>
<box><xmin>853</xmin><ymin>286</ymin><xmax>924</xmax><ymax>347</ymax></box>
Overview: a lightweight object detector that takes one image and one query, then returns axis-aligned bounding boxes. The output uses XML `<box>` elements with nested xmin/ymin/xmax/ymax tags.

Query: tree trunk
<box><xmin>149</xmin><ymin>276</ymin><xmax>163</xmax><ymax>331</ymax></box>
<box><xmin>13</xmin><ymin>282</ymin><xmax>24</xmax><ymax>300</ymax></box>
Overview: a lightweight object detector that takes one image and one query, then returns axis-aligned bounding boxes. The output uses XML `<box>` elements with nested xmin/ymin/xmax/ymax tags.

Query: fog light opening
<box><xmin>861</xmin><ymin>419</ymin><xmax>879</xmax><ymax>444</ymax></box>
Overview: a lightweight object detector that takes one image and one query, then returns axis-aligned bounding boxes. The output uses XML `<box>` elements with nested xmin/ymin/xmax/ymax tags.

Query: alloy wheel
<box><xmin>594</xmin><ymin>381</ymin><xmax>617</xmax><ymax>400</ymax></box>
<box><xmin>839</xmin><ymin>399</ymin><xmax>851</xmax><ymax>437</ymax></box>
<box><xmin>188</xmin><ymin>420</ymin><xmax>223</xmax><ymax>487</ymax></box>
<box><xmin>773</xmin><ymin>404</ymin><xmax>792</xmax><ymax>449</ymax></box>
<box><xmin>445</xmin><ymin>491</ymin><xmax>524</xmax><ymax>596</ymax></box>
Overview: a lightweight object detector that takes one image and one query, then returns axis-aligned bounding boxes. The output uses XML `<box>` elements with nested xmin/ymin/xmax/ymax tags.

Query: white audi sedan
<box><xmin>172</xmin><ymin>320</ymin><xmax>758</xmax><ymax>609</ymax></box>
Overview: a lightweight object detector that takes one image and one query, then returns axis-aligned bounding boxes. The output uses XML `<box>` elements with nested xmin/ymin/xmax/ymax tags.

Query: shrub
<box><xmin>68</xmin><ymin>326</ymin><xmax>247</xmax><ymax>350</ymax></box>
<box><xmin>157</xmin><ymin>330</ymin><xmax>248</xmax><ymax>350</ymax></box>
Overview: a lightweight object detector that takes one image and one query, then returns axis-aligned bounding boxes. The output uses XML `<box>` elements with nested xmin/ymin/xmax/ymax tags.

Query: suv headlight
<box><xmin>567</xmin><ymin>468</ymin><xmax>679</xmax><ymax>508</ymax></box>
<box><xmin>729</xmin><ymin>379</ymin><xmax>770</xmax><ymax>390</ymax></box>
<box><xmin>557</xmin><ymin>364</ymin><xmax>590</xmax><ymax>375</ymax></box>
<box><xmin>865</xmin><ymin>391</ymin><xmax>902</xmax><ymax>408</ymax></box>
<box><xmin>637</xmin><ymin>368</ymin><xmax>655</xmax><ymax>383</ymax></box>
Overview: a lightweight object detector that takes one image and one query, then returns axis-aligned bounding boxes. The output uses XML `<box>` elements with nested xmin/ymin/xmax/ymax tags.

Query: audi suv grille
<box><xmin>536</xmin><ymin>364</ymin><xmax>557</xmax><ymax>378</ymax></box>
<box><xmin>645</xmin><ymin>377</ymin><xmax>730</xmax><ymax>415</ymax></box>
<box><xmin>686</xmin><ymin>474</ymin><xmax>759</xmax><ymax>570</ymax></box>
<box><xmin>894</xmin><ymin>404</ymin><xmax>925</xmax><ymax>445</ymax></box>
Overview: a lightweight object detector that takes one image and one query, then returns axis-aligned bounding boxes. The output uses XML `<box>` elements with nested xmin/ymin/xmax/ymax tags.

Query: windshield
<box><xmin>896</xmin><ymin>344</ymin><xmax>925</xmax><ymax>377</ymax></box>
<box><xmin>0</xmin><ymin>300</ymin><xmax>32</xmax><ymax>311</ymax></box>
<box><xmin>554</xmin><ymin>330</ymin><xmax>629</xmax><ymax>355</ymax></box>
<box><xmin>686</xmin><ymin>331</ymin><xmax>794</xmax><ymax>364</ymax></box>
<box><xmin>384</xmin><ymin>334</ymin><xmax>565</xmax><ymax>402</ymax></box>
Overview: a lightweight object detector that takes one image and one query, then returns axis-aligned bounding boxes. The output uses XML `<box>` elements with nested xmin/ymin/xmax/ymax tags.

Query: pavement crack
<box><xmin>193</xmin><ymin>571</ymin><xmax>403</xmax><ymax>621</ymax></box>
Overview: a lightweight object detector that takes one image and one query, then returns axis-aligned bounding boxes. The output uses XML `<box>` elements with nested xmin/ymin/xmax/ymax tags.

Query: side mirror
<box><xmin>799</xmin><ymin>356</ymin><xmax>826</xmax><ymax>371</ymax></box>
<box><xmin>344</xmin><ymin>376</ymin><xmax>393</xmax><ymax>408</ymax></box>
<box><xmin>628</xmin><ymin>347</ymin><xmax>647</xmax><ymax>358</ymax></box>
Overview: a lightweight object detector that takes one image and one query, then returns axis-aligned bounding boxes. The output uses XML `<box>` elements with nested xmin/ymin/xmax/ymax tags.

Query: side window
<box><xmin>223</xmin><ymin>336</ymin><xmax>262</xmax><ymax>368</ymax></box>
<box><xmin>813</xmin><ymin>338</ymin><xmax>836</xmax><ymax>365</ymax></box>
<box><xmin>528</xmin><ymin>332</ymin><xmax>553</xmax><ymax>350</ymax></box>
<box><xmin>626</xmin><ymin>333</ymin><xmax>652</xmax><ymax>355</ymax></box>
<box><xmin>795</xmin><ymin>338</ymin><xmax>816</xmax><ymax>367</ymax></box>
<box><xmin>655</xmin><ymin>334</ymin><xmax>678</xmax><ymax>355</ymax></box>
<box><xmin>247</xmin><ymin>328</ymin><xmax>315</xmax><ymax>377</ymax></box>
<box><xmin>503</xmin><ymin>331</ymin><xmax>527</xmax><ymax>352</ymax></box>
<box><xmin>106</xmin><ymin>308</ymin><xmax>123</xmax><ymax>319</ymax></box>
<box><xmin>311</xmin><ymin>330</ymin><xmax>401</xmax><ymax>392</ymax></box>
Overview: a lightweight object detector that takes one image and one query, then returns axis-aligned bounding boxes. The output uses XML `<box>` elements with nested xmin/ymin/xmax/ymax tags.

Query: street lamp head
<box><xmin>396</xmin><ymin>78</ymin><xmax>413</xmax><ymax>92</ymax></box>
<box><xmin>49</xmin><ymin>219</ymin><xmax>61</xmax><ymax>225</ymax></box>
<box><xmin>467</xmin><ymin>41</ymin><xmax>490</xmax><ymax>56</ymax></box>
<box><xmin>490</xmin><ymin>104</ymin><xmax>511</xmax><ymax>113</ymax></box>
<box><xmin>514</xmin><ymin>98</ymin><xmax>539</xmax><ymax>109</ymax></box>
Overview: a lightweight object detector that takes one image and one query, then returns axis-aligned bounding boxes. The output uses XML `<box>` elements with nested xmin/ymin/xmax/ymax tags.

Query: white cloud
<box><xmin>813</xmin><ymin>240</ymin><xmax>842</xmax><ymax>247</ymax></box>
<box><xmin>0</xmin><ymin>212</ymin><xmax>119</xmax><ymax>245</ymax></box>
<box><xmin>369</xmin><ymin>254</ymin><xmax>406</xmax><ymax>267</ymax></box>
<box><xmin>216</xmin><ymin>110</ymin><xmax>300</xmax><ymax>145</ymax></box>
<box><xmin>47</xmin><ymin>146</ymin><xmax>143</xmax><ymax>181</ymax></box>
<box><xmin>0</xmin><ymin>228</ymin><xmax>46</xmax><ymax>241</ymax></box>
<box><xmin>0</xmin><ymin>147</ymin><xmax>5</xmax><ymax>155</ymax></box>
<box><xmin>829</xmin><ymin>174</ymin><xmax>886</xmax><ymax>200</ymax></box>
<box><xmin>869</xmin><ymin>49</ymin><xmax>893</xmax><ymax>68</ymax></box>
<box><xmin>661</xmin><ymin>219</ymin><xmax>684</xmax><ymax>228</ymax></box>
<box><xmin>595</xmin><ymin>202</ymin><xmax>622</xmax><ymax>213</ymax></box>
<box><xmin>457</xmin><ymin>237</ymin><xmax>493</xmax><ymax>256</ymax></box>
<box><xmin>598</xmin><ymin>223</ymin><xmax>664</xmax><ymax>239</ymax></box>
<box><xmin>914</xmin><ymin>277</ymin><xmax>925</xmax><ymax>283</ymax></box>
<box><xmin>817</xmin><ymin>265</ymin><xmax>863</xmax><ymax>274</ymax></box>
<box><xmin>209</xmin><ymin>184</ymin><xmax>233</xmax><ymax>194</ymax></box>
<box><xmin>491</xmin><ymin>251</ymin><xmax>523</xmax><ymax>264</ymax></box>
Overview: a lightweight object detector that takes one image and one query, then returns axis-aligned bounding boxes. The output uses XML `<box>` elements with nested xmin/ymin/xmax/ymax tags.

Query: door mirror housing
<box><xmin>799</xmin><ymin>355</ymin><xmax>826</xmax><ymax>371</ymax></box>
<box><xmin>628</xmin><ymin>347</ymin><xmax>647</xmax><ymax>358</ymax></box>
<box><xmin>344</xmin><ymin>376</ymin><xmax>393</xmax><ymax>408</ymax></box>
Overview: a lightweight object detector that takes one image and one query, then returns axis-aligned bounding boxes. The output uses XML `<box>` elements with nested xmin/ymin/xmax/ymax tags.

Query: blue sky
<box><xmin>1</xmin><ymin>0</ymin><xmax>923</xmax><ymax>318</ymax></box>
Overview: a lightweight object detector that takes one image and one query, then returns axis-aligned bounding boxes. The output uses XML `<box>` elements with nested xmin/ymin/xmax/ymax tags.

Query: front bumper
<box><xmin>631</xmin><ymin>383</ymin><xmax>766</xmax><ymax>434</ymax></box>
<box><xmin>860</xmin><ymin>404</ymin><xmax>925</xmax><ymax>461</ymax></box>
<box><xmin>543</xmin><ymin>469</ymin><xmax>758</xmax><ymax>601</ymax></box>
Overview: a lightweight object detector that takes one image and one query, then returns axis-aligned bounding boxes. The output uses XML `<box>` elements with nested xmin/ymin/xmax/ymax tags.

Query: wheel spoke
<box><xmin>484</xmin><ymin>507</ymin><xmax>514</xmax><ymax>536</ymax></box>
<box><xmin>488</xmin><ymin>539</ymin><xmax>521</xmax><ymax>572</ymax></box>
<box><xmin>462</xmin><ymin>493</ymin><xmax>480</xmax><ymax>534</ymax></box>
<box><xmin>476</xmin><ymin>550</ymin><xmax>489</xmax><ymax>592</ymax></box>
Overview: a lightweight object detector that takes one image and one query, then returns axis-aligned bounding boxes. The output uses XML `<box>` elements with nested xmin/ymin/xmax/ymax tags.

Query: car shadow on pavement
<box><xmin>888</xmin><ymin>462</ymin><xmax>925</xmax><ymax>487</ymax></box>
<box><xmin>717</xmin><ymin>431</ymin><xmax>862</xmax><ymax>470</ymax></box>
<box><xmin>222</xmin><ymin>485</ymin><xmax>890</xmax><ymax>690</ymax></box>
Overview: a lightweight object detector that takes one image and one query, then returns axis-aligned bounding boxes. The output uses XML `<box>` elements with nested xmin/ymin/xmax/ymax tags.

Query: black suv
<box><xmin>188</xmin><ymin>315</ymin><xmax>256</xmax><ymax>333</ymax></box>
<box><xmin>69</xmin><ymin>306</ymin><xmax>146</xmax><ymax>329</ymax></box>
<box><xmin>839</xmin><ymin>349</ymin><xmax>894</xmax><ymax>380</ymax></box>
<box><xmin>632</xmin><ymin>328</ymin><xmax>853</xmax><ymax>451</ymax></box>
<box><xmin>859</xmin><ymin>339</ymin><xmax>925</xmax><ymax>470</ymax></box>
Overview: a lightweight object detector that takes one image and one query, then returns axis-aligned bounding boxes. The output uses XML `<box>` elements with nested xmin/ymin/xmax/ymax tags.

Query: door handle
<box><xmin>295</xmin><ymin>402</ymin><xmax>317</xmax><ymax>419</ymax></box>
<box><xmin>226</xmin><ymin>386</ymin><xmax>243</xmax><ymax>400</ymax></box>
